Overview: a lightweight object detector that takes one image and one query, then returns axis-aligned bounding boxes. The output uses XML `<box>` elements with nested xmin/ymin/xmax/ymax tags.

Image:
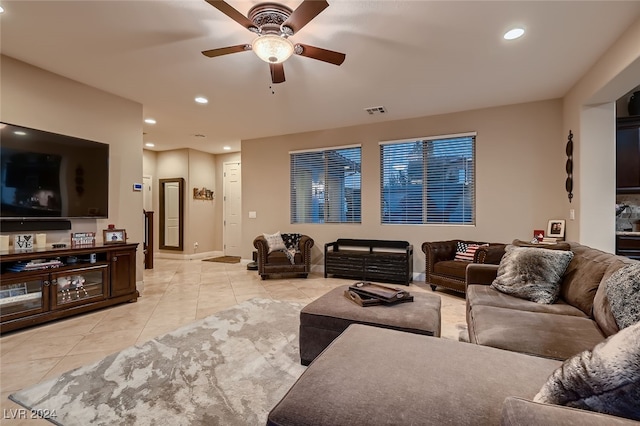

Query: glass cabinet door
<box><xmin>51</xmin><ymin>265</ymin><xmax>108</xmax><ymax>309</ymax></box>
<box><xmin>0</xmin><ymin>274</ymin><xmax>49</xmax><ymax>321</ymax></box>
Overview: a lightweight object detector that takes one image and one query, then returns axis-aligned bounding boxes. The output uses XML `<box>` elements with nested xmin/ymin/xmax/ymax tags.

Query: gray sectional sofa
<box><xmin>267</xmin><ymin>242</ymin><xmax>640</xmax><ymax>425</ymax></box>
<box><xmin>466</xmin><ymin>241</ymin><xmax>633</xmax><ymax>360</ymax></box>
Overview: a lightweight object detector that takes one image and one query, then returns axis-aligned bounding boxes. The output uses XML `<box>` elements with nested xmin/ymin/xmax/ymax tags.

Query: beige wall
<box><xmin>146</xmin><ymin>148</ymin><xmax>220</xmax><ymax>257</ymax></box>
<box><xmin>1</xmin><ymin>55</ymin><xmax>145</xmax><ymax>282</ymax></box>
<box><xmin>242</xmin><ymin>99</ymin><xmax>565</xmax><ymax>276</ymax></box>
<box><xmin>188</xmin><ymin>149</ymin><xmax>216</xmax><ymax>254</ymax></box>
<box><xmin>563</xmin><ymin>16</ymin><xmax>640</xmax><ymax>250</ymax></box>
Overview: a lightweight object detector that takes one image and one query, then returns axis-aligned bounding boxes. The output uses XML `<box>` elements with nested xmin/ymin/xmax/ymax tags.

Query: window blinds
<box><xmin>380</xmin><ymin>135</ymin><xmax>475</xmax><ymax>225</ymax></box>
<box><xmin>290</xmin><ymin>147</ymin><xmax>361</xmax><ymax>224</ymax></box>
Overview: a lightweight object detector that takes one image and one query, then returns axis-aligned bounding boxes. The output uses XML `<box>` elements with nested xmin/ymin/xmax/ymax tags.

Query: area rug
<box><xmin>9</xmin><ymin>298</ymin><xmax>306</xmax><ymax>426</ymax></box>
<box><xmin>202</xmin><ymin>255</ymin><xmax>241</xmax><ymax>264</ymax></box>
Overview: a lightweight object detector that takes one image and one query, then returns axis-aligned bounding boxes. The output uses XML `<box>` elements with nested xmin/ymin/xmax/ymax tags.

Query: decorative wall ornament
<box><xmin>193</xmin><ymin>187</ymin><xmax>214</xmax><ymax>201</ymax></box>
<box><xmin>565</xmin><ymin>130</ymin><xmax>573</xmax><ymax>203</ymax></box>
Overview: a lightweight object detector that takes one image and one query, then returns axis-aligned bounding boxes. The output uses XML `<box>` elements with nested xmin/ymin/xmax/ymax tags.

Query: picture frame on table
<box><xmin>103</xmin><ymin>229</ymin><xmax>127</xmax><ymax>244</ymax></box>
<box><xmin>546</xmin><ymin>220</ymin><xmax>565</xmax><ymax>238</ymax></box>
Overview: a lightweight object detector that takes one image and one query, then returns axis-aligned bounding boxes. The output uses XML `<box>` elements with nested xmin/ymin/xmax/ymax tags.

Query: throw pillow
<box><xmin>281</xmin><ymin>233</ymin><xmax>302</xmax><ymax>251</ymax></box>
<box><xmin>490</xmin><ymin>245</ymin><xmax>574</xmax><ymax>304</ymax></box>
<box><xmin>455</xmin><ymin>244</ymin><xmax>479</xmax><ymax>261</ymax></box>
<box><xmin>605</xmin><ymin>262</ymin><xmax>640</xmax><ymax>330</ymax></box>
<box><xmin>533</xmin><ymin>320</ymin><xmax>640</xmax><ymax>421</ymax></box>
<box><xmin>263</xmin><ymin>231</ymin><xmax>286</xmax><ymax>253</ymax></box>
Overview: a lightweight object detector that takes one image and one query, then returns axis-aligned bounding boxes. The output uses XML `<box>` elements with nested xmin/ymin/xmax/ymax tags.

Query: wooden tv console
<box><xmin>0</xmin><ymin>243</ymin><xmax>138</xmax><ymax>333</ymax></box>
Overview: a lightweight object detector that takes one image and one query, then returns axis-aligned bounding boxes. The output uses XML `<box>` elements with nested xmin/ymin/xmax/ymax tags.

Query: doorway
<box><xmin>223</xmin><ymin>162</ymin><xmax>242</xmax><ymax>256</ymax></box>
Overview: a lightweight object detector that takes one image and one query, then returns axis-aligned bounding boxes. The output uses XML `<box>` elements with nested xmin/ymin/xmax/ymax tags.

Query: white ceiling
<box><xmin>2</xmin><ymin>1</ymin><xmax>640</xmax><ymax>154</ymax></box>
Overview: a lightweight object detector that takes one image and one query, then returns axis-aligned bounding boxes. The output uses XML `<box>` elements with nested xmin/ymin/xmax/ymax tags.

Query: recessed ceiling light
<box><xmin>504</xmin><ymin>28</ymin><xmax>525</xmax><ymax>40</ymax></box>
<box><xmin>195</xmin><ymin>96</ymin><xmax>208</xmax><ymax>104</ymax></box>
<box><xmin>144</xmin><ymin>118</ymin><xmax>156</xmax><ymax>124</ymax></box>
<box><xmin>223</xmin><ymin>146</ymin><xmax>231</xmax><ymax>150</ymax></box>
<box><xmin>14</xmin><ymin>131</ymin><xmax>27</xmax><ymax>136</ymax></box>
<box><xmin>0</xmin><ymin>6</ymin><xmax>5</xmax><ymax>13</ymax></box>
<box><xmin>145</xmin><ymin>142</ymin><xmax>155</xmax><ymax>147</ymax></box>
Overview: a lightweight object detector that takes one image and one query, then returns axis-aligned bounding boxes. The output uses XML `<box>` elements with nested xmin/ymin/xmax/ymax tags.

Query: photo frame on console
<box><xmin>546</xmin><ymin>220</ymin><xmax>565</xmax><ymax>238</ymax></box>
<box><xmin>103</xmin><ymin>229</ymin><xmax>127</xmax><ymax>244</ymax></box>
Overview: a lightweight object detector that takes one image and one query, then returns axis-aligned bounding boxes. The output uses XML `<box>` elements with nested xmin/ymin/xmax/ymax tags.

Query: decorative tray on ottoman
<box><xmin>344</xmin><ymin>282</ymin><xmax>414</xmax><ymax>307</ymax></box>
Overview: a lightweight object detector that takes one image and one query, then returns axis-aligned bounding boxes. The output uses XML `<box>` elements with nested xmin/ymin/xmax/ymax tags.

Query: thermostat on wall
<box><xmin>133</xmin><ymin>183</ymin><xmax>143</xmax><ymax>191</ymax></box>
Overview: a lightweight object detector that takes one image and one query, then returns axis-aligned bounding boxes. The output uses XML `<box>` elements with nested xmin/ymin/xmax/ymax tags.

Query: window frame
<box><xmin>290</xmin><ymin>144</ymin><xmax>362</xmax><ymax>224</ymax></box>
<box><xmin>379</xmin><ymin>132</ymin><xmax>476</xmax><ymax>226</ymax></box>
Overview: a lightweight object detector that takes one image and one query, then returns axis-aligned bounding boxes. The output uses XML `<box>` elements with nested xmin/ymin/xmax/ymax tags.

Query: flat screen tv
<box><xmin>1</xmin><ymin>122</ymin><xmax>109</xmax><ymax>219</ymax></box>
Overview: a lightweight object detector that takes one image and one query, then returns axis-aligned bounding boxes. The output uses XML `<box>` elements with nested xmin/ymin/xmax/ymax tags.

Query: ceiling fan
<box><xmin>202</xmin><ymin>0</ymin><xmax>346</xmax><ymax>84</ymax></box>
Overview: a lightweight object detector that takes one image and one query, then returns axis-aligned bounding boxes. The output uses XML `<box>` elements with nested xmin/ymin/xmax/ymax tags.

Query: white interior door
<box><xmin>143</xmin><ymin>175</ymin><xmax>152</xmax><ymax>212</ymax></box>
<box><xmin>224</xmin><ymin>162</ymin><xmax>242</xmax><ymax>256</ymax></box>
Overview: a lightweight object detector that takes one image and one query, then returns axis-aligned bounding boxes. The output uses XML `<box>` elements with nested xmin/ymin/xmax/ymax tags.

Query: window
<box><xmin>291</xmin><ymin>146</ymin><xmax>361</xmax><ymax>224</ymax></box>
<box><xmin>380</xmin><ymin>133</ymin><xmax>475</xmax><ymax>225</ymax></box>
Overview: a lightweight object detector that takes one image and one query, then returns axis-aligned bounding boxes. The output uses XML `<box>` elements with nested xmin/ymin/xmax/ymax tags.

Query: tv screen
<box><xmin>1</xmin><ymin>122</ymin><xmax>109</xmax><ymax>219</ymax></box>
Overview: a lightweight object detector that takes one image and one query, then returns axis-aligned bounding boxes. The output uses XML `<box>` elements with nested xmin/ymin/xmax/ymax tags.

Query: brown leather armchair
<box><xmin>422</xmin><ymin>240</ymin><xmax>506</xmax><ymax>294</ymax></box>
<box><xmin>253</xmin><ymin>234</ymin><xmax>314</xmax><ymax>280</ymax></box>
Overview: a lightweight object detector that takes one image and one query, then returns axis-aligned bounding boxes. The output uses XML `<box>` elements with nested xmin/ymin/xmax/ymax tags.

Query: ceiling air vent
<box><xmin>364</xmin><ymin>106</ymin><xmax>387</xmax><ymax>115</ymax></box>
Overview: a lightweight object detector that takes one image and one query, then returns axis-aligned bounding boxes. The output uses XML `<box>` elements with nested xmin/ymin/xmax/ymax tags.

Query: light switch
<box><xmin>569</xmin><ymin>209</ymin><xmax>575</xmax><ymax>220</ymax></box>
<box><xmin>249</xmin><ymin>211</ymin><xmax>257</xmax><ymax>219</ymax></box>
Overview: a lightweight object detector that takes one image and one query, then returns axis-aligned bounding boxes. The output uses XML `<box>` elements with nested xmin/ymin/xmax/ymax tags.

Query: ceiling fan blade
<box><xmin>202</xmin><ymin>44</ymin><xmax>251</xmax><ymax>58</ymax></box>
<box><xmin>270</xmin><ymin>63</ymin><xmax>285</xmax><ymax>84</ymax></box>
<box><xmin>295</xmin><ymin>44</ymin><xmax>345</xmax><ymax>66</ymax></box>
<box><xmin>204</xmin><ymin>0</ymin><xmax>256</xmax><ymax>31</ymax></box>
<box><xmin>282</xmin><ymin>0</ymin><xmax>329</xmax><ymax>34</ymax></box>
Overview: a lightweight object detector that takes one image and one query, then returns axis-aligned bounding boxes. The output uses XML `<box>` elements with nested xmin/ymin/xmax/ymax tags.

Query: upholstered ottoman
<box><xmin>299</xmin><ymin>285</ymin><xmax>441</xmax><ymax>365</ymax></box>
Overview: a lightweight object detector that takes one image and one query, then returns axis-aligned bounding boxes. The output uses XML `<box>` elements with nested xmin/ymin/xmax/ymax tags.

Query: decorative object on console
<box><xmin>491</xmin><ymin>245</ymin><xmax>574</xmax><ymax>304</ymax></box>
<box><xmin>0</xmin><ymin>235</ymin><xmax>9</xmax><ymax>251</ymax></box>
<box><xmin>13</xmin><ymin>234</ymin><xmax>34</xmax><ymax>250</ymax></box>
<box><xmin>605</xmin><ymin>262</ymin><xmax>640</xmax><ymax>330</ymax></box>
<box><xmin>565</xmin><ymin>130</ymin><xmax>573</xmax><ymax>202</ymax></box>
<box><xmin>534</xmin><ymin>320</ymin><xmax>640</xmax><ymax>421</ymax></box>
<box><xmin>36</xmin><ymin>233</ymin><xmax>47</xmax><ymax>247</ymax></box>
<box><xmin>71</xmin><ymin>232</ymin><xmax>96</xmax><ymax>248</ymax></box>
<box><xmin>103</xmin><ymin>229</ymin><xmax>126</xmax><ymax>244</ymax></box>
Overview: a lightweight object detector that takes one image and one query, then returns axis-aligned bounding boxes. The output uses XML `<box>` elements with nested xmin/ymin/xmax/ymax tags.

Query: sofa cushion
<box><xmin>605</xmin><ymin>262</ymin><xmax>640</xmax><ymax>329</ymax></box>
<box><xmin>467</xmin><ymin>284</ymin><xmax>587</xmax><ymax>317</ymax></box>
<box><xmin>263</xmin><ymin>231</ymin><xmax>286</xmax><ymax>253</ymax></box>
<box><xmin>534</xmin><ymin>320</ymin><xmax>640</xmax><ymax>421</ymax></box>
<box><xmin>561</xmin><ymin>243</ymin><xmax>620</xmax><ymax>316</ymax></box>
<box><xmin>491</xmin><ymin>245</ymin><xmax>574</xmax><ymax>304</ymax></box>
<box><xmin>268</xmin><ymin>324</ymin><xmax>561</xmax><ymax>426</ymax></box>
<box><xmin>468</xmin><ymin>305</ymin><xmax>605</xmax><ymax>360</ymax></box>
<box><xmin>501</xmin><ymin>397</ymin><xmax>640</xmax><ymax>426</ymax></box>
<box><xmin>433</xmin><ymin>259</ymin><xmax>468</xmax><ymax>279</ymax></box>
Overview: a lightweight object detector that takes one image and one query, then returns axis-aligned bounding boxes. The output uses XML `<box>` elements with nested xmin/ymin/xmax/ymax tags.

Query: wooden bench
<box><xmin>324</xmin><ymin>239</ymin><xmax>413</xmax><ymax>285</ymax></box>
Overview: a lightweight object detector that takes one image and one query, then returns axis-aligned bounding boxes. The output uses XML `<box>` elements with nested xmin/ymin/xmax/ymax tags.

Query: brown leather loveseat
<box><xmin>253</xmin><ymin>233</ymin><xmax>314</xmax><ymax>279</ymax></box>
<box><xmin>422</xmin><ymin>239</ymin><xmax>506</xmax><ymax>293</ymax></box>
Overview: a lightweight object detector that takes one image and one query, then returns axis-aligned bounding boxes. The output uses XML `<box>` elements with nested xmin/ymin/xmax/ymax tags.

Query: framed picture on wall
<box><xmin>546</xmin><ymin>220</ymin><xmax>565</xmax><ymax>238</ymax></box>
<box><xmin>103</xmin><ymin>229</ymin><xmax>127</xmax><ymax>244</ymax></box>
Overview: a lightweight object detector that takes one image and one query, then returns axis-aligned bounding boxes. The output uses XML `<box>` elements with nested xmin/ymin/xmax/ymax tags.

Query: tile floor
<box><xmin>0</xmin><ymin>259</ymin><xmax>466</xmax><ymax>425</ymax></box>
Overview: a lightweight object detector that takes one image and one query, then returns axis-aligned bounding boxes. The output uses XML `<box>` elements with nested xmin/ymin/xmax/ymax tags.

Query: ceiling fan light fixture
<box><xmin>252</xmin><ymin>34</ymin><xmax>294</xmax><ymax>64</ymax></box>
